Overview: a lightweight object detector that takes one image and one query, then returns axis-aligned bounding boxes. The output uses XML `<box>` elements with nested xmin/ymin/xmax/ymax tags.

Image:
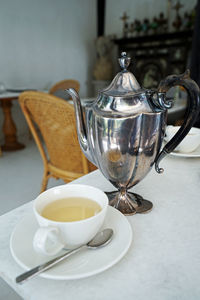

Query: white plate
<box><xmin>170</xmin><ymin>144</ymin><xmax>200</xmax><ymax>158</ymax></box>
<box><xmin>10</xmin><ymin>206</ymin><xmax>132</xmax><ymax>280</ymax></box>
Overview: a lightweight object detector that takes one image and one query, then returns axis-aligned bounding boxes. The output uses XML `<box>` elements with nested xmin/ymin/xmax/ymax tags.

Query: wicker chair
<box><xmin>19</xmin><ymin>91</ymin><xmax>96</xmax><ymax>192</ymax></box>
<box><xmin>49</xmin><ymin>79</ymin><xmax>80</xmax><ymax>100</ymax></box>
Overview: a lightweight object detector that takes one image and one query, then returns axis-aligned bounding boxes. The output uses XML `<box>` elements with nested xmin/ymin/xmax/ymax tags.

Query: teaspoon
<box><xmin>16</xmin><ymin>228</ymin><xmax>113</xmax><ymax>284</ymax></box>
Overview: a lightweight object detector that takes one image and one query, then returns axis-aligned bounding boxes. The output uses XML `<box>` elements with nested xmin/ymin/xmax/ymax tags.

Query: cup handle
<box><xmin>33</xmin><ymin>227</ymin><xmax>65</xmax><ymax>256</ymax></box>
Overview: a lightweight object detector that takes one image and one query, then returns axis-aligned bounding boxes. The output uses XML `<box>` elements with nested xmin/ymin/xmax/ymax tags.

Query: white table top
<box><xmin>0</xmin><ymin>155</ymin><xmax>200</xmax><ymax>300</ymax></box>
<box><xmin>0</xmin><ymin>90</ymin><xmax>48</xmax><ymax>99</ymax></box>
<box><xmin>0</xmin><ymin>91</ymin><xmax>20</xmax><ymax>99</ymax></box>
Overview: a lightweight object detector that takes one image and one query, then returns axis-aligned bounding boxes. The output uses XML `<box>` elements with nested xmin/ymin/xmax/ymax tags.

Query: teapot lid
<box><xmin>101</xmin><ymin>52</ymin><xmax>141</xmax><ymax>97</ymax></box>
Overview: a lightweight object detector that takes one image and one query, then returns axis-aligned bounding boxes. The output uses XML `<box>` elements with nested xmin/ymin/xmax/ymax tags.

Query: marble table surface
<box><xmin>0</xmin><ymin>155</ymin><xmax>200</xmax><ymax>300</ymax></box>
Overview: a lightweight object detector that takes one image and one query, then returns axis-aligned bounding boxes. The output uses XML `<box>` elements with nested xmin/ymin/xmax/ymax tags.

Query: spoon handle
<box><xmin>16</xmin><ymin>245</ymin><xmax>84</xmax><ymax>284</ymax></box>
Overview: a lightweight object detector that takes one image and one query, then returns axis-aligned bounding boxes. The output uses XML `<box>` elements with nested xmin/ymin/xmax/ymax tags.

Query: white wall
<box><xmin>0</xmin><ymin>0</ymin><xmax>96</xmax><ymax>96</ymax></box>
<box><xmin>0</xmin><ymin>0</ymin><xmax>96</xmax><ymax>141</ymax></box>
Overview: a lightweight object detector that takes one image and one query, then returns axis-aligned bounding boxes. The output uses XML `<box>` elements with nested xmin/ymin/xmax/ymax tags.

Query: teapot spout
<box><xmin>65</xmin><ymin>88</ymin><xmax>91</xmax><ymax>161</ymax></box>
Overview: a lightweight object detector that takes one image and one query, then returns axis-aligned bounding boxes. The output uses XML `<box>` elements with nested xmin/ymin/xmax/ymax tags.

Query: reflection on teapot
<box><xmin>67</xmin><ymin>52</ymin><xmax>200</xmax><ymax>216</ymax></box>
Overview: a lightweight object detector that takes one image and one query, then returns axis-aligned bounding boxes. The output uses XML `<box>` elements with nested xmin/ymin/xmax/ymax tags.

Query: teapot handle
<box><xmin>155</xmin><ymin>70</ymin><xmax>200</xmax><ymax>173</ymax></box>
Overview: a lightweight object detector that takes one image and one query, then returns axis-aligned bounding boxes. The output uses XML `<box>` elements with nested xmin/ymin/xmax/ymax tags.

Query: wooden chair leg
<box><xmin>40</xmin><ymin>171</ymin><xmax>49</xmax><ymax>193</ymax></box>
<box><xmin>29</xmin><ymin>128</ymin><xmax>32</xmax><ymax>140</ymax></box>
<box><xmin>0</xmin><ymin>146</ymin><xmax>2</xmax><ymax>156</ymax></box>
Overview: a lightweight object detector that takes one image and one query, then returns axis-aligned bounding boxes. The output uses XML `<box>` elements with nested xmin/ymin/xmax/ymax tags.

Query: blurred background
<box><xmin>0</xmin><ymin>0</ymin><xmax>199</xmax><ymax>144</ymax></box>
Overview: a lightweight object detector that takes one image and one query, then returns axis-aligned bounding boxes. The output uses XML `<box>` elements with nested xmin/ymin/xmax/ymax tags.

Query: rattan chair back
<box><xmin>19</xmin><ymin>91</ymin><xmax>96</xmax><ymax>192</ymax></box>
<box><xmin>49</xmin><ymin>79</ymin><xmax>80</xmax><ymax>100</ymax></box>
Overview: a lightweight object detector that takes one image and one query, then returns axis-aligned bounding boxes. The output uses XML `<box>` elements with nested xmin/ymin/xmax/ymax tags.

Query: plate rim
<box><xmin>10</xmin><ymin>206</ymin><xmax>132</xmax><ymax>280</ymax></box>
<box><xmin>170</xmin><ymin>144</ymin><xmax>200</xmax><ymax>158</ymax></box>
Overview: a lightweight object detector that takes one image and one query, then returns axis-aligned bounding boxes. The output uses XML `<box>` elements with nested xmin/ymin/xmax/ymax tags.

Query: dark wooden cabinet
<box><xmin>114</xmin><ymin>30</ymin><xmax>193</xmax><ymax>88</ymax></box>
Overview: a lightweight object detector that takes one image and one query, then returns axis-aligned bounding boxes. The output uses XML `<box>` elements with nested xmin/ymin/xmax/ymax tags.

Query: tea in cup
<box><xmin>165</xmin><ymin>126</ymin><xmax>200</xmax><ymax>153</ymax></box>
<box><xmin>33</xmin><ymin>184</ymin><xmax>108</xmax><ymax>255</ymax></box>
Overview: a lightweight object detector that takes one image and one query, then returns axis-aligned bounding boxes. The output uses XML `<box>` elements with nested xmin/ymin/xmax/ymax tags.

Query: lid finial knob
<box><xmin>118</xmin><ymin>52</ymin><xmax>131</xmax><ymax>71</ymax></box>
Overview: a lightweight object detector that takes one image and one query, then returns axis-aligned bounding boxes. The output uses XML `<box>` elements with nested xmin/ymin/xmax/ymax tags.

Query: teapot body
<box><xmin>67</xmin><ymin>52</ymin><xmax>200</xmax><ymax>215</ymax></box>
<box><xmin>85</xmin><ymin>103</ymin><xmax>166</xmax><ymax>190</ymax></box>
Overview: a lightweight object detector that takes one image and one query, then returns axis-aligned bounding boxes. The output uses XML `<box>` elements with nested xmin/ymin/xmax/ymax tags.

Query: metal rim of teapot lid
<box><xmin>118</xmin><ymin>52</ymin><xmax>131</xmax><ymax>71</ymax></box>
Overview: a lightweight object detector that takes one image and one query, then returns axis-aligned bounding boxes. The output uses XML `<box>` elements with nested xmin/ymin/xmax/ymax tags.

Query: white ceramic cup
<box><xmin>165</xmin><ymin>126</ymin><xmax>200</xmax><ymax>153</ymax></box>
<box><xmin>33</xmin><ymin>184</ymin><xmax>108</xmax><ymax>256</ymax></box>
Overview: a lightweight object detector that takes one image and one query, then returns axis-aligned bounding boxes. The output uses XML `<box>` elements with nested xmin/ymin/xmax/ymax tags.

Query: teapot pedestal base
<box><xmin>105</xmin><ymin>191</ymin><xmax>153</xmax><ymax>216</ymax></box>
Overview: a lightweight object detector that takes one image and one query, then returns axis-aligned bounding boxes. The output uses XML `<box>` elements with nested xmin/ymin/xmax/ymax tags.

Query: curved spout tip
<box><xmin>64</xmin><ymin>87</ymin><xmax>90</xmax><ymax>159</ymax></box>
<box><xmin>65</xmin><ymin>88</ymin><xmax>79</xmax><ymax>100</ymax></box>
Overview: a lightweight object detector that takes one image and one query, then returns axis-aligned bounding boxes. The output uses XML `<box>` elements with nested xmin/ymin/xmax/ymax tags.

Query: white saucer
<box><xmin>10</xmin><ymin>206</ymin><xmax>132</xmax><ymax>280</ymax></box>
<box><xmin>170</xmin><ymin>144</ymin><xmax>200</xmax><ymax>158</ymax></box>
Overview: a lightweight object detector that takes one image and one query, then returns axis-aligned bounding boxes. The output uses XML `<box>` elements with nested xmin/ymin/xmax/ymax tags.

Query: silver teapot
<box><xmin>67</xmin><ymin>52</ymin><xmax>200</xmax><ymax>215</ymax></box>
